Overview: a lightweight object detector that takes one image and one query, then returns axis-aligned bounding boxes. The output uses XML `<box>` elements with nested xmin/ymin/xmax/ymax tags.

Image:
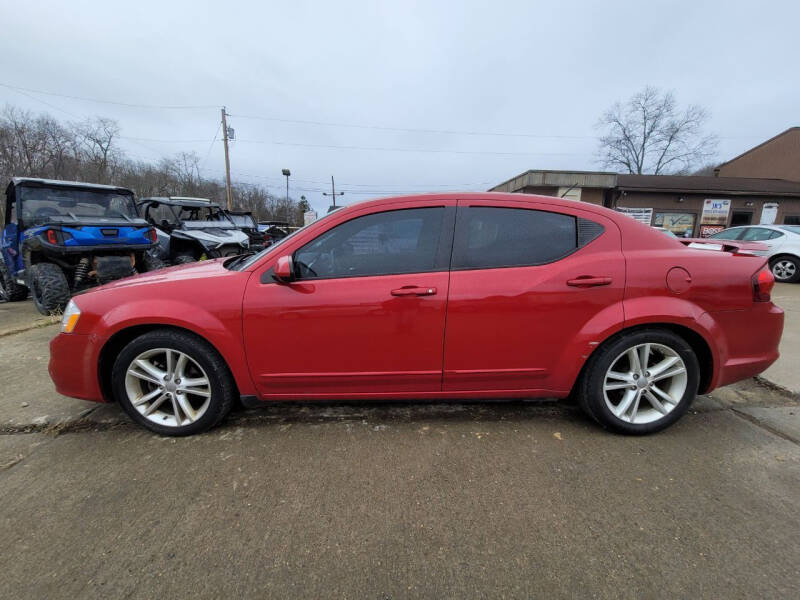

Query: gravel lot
<box><xmin>0</xmin><ymin>288</ymin><xmax>799</xmax><ymax>598</ymax></box>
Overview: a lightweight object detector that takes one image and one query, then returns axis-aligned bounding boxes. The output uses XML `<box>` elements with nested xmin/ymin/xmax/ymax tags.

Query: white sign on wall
<box><xmin>616</xmin><ymin>206</ymin><xmax>653</xmax><ymax>226</ymax></box>
<box><xmin>760</xmin><ymin>203</ymin><xmax>779</xmax><ymax>225</ymax></box>
<box><xmin>303</xmin><ymin>210</ymin><xmax>318</xmax><ymax>226</ymax></box>
<box><xmin>701</xmin><ymin>198</ymin><xmax>731</xmax><ymax>226</ymax></box>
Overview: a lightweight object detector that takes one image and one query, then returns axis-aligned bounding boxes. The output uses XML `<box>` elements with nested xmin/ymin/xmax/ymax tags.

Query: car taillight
<box><xmin>146</xmin><ymin>228</ymin><xmax>157</xmax><ymax>243</ymax></box>
<box><xmin>752</xmin><ymin>266</ymin><xmax>774</xmax><ymax>302</ymax></box>
<box><xmin>46</xmin><ymin>229</ymin><xmax>58</xmax><ymax>244</ymax></box>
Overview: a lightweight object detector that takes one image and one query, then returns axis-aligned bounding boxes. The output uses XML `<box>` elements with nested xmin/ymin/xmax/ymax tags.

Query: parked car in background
<box><xmin>49</xmin><ymin>193</ymin><xmax>783</xmax><ymax>437</ymax></box>
<box><xmin>138</xmin><ymin>197</ymin><xmax>251</xmax><ymax>264</ymax></box>
<box><xmin>709</xmin><ymin>225</ymin><xmax>800</xmax><ymax>283</ymax></box>
<box><xmin>1</xmin><ymin>178</ymin><xmax>158</xmax><ymax>314</ymax></box>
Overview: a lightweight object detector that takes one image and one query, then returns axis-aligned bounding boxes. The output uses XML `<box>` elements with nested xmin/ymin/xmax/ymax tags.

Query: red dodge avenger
<box><xmin>49</xmin><ymin>193</ymin><xmax>784</xmax><ymax>436</ymax></box>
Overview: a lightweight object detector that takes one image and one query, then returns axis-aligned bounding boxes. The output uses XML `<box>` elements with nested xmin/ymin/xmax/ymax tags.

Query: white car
<box><xmin>709</xmin><ymin>225</ymin><xmax>800</xmax><ymax>283</ymax></box>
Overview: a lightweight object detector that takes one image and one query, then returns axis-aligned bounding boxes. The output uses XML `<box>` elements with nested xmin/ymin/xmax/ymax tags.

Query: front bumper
<box><xmin>49</xmin><ymin>332</ymin><xmax>106</xmax><ymax>402</ymax></box>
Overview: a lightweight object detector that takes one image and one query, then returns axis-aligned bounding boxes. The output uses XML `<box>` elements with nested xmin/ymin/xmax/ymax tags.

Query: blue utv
<box><xmin>0</xmin><ymin>178</ymin><xmax>162</xmax><ymax>314</ymax></box>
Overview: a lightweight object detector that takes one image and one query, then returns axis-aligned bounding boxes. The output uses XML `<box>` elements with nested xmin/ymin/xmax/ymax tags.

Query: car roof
<box><xmin>8</xmin><ymin>177</ymin><xmax>134</xmax><ymax>195</ymax></box>
<box><xmin>138</xmin><ymin>196</ymin><xmax>221</xmax><ymax>208</ymax></box>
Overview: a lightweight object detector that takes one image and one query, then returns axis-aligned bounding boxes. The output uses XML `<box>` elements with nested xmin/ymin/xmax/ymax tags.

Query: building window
<box><xmin>784</xmin><ymin>215</ymin><xmax>800</xmax><ymax>226</ymax></box>
<box><xmin>653</xmin><ymin>212</ymin><xmax>696</xmax><ymax>238</ymax></box>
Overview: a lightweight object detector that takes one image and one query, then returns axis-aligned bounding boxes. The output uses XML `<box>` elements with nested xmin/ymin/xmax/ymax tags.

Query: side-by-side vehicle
<box><xmin>49</xmin><ymin>193</ymin><xmax>783</xmax><ymax>436</ymax></box>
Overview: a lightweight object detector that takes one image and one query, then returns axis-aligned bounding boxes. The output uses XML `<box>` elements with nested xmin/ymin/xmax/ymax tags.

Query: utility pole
<box><xmin>322</xmin><ymin>175</ymin><xmax>344</xmax><ymax>208</ymax></box>
<box><xmin>221</xmin><ymin>107</ymin><xmax>233</xmax><ymax>210</ymax></box>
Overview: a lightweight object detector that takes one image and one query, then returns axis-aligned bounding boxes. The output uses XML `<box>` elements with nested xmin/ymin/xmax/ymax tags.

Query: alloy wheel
<box><xmin>124</xmin><ymin>348</ymin><xmax>212</xmax><ymax>427</ymax></box>
<box><xmin>772</xmin><ymin>259</ymin><xmax>796</xmax><ymax>281</ymax></box>
<box><xmin>603</xmin><ymin>343</ymin><xmax>688</xmax><ymax>425</ymax></box>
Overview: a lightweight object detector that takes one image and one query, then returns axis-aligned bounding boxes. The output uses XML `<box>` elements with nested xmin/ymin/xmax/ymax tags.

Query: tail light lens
<box><xmin>45</xmin><ymin>229</ymin><xmax>72</xmax><ymax>244</ymax></box>
<box><xmin>145</xmin><ymin>228</ymin><xmax>157</xmax><ymax>243</ymax></box>
<box><xmin>752</xmin><ymin>266</ymin><xmax>775</xmax><ymax>302</ymax></box>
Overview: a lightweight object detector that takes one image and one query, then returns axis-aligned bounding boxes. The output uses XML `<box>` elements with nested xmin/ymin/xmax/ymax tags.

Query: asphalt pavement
<box><xmin>1</xmin><ymin>290</ymin><xmax>799</xmax><ymax>598</ymax></box>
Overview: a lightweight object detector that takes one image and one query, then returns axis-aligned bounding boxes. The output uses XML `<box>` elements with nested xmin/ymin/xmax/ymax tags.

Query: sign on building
<box><xmin>700</xmin><ymin>198</ymin><xmax>731</xmax><ymax>237</ymax></box>
<box><xmin>303</xmin><ymin>210</ymin><xmax>318</xmax><ymax>226</ymax></box>
<box><xmin>616</xmin><ymin>206</ymin><xmax>653</xmax><ymax>226</ymax></box>
<box><xmin>760</xmin><ymin>203</ymin><xmax>779</xmax><ymax>225</ymax></box>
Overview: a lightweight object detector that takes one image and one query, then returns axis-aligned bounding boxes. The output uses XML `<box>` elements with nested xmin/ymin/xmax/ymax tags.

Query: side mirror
<box><xmin>274</xmin><ymin>255</ymin><xmax>294</xmax><ymax>282</ymax></box>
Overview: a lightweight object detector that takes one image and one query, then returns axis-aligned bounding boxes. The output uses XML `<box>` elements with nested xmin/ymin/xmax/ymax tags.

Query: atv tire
<box><xmin>173</xmin><ymin>254</ymin><xmax>197</xmax><ymax>265</ymax></box>
<box><xmin>0</xmin><ymin>256</ymin><xmax>28</xmax><ymax>302</ymax></box>
<box><xmin>29</xmin><ymin>262</ymin><xmax>71</xmax><ymax>315</ymax></box>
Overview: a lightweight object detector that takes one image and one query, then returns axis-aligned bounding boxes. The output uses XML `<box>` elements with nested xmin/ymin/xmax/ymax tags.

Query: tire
<box><xmin>142</xmin><ymin>252</ymin><xmax>169</xmax><ymax>272</ymax></box>
<box><xmin>111</xmin><ymin>329</ymin><xmax>236</xmax><ymax>436</ymax></box>
<box><xmin>577</xmin><ymin>329</ymin><xmax>700</xmax><ymax>435</ymax></box>
<box><xmin>0</xmin><ymin>256</ymin><xmax>28</xmax><ymax>302</ymax></box>
<box><xmin>29</xmin><ymin>262</ymin><xmax>70</xmax><ymax>315</ymax></box>
<box><xmin>172</xmin><ymin>254</ymin><xmax>196</xmax><ymax>265</ymax></box>
<box><xmin>769</xmin><ymin>255</ymin><xmax>800</xmax><ymax>283</ymax></box>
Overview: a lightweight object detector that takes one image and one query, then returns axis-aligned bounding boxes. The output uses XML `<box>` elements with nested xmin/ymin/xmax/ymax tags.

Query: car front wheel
<box><xmin>578</xmin><ymin>329</ymin><xmax>700</xmax><ymax>434</ymax></box>
<box><xmin>111</xmin><ymin>330</ymin><xmax>235</xmax><ymax>436</ymax></box>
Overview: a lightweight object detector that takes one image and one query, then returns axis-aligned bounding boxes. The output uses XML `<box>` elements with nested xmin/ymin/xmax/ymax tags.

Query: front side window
<box><xmin>294</xmin><ymin>207</ymin><xmax>445</xmax><ymax>279</ymax></box>
<box><xmin>452</xmin><ymin>207</ymin><xmax>579</xmax><ymax>270</ymax></box>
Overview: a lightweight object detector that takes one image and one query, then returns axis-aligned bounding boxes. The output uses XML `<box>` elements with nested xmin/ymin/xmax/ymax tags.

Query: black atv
<box><xmin>1</xmin><ymin>178</ymin><xmax>160</xmax><ymax>314</ymax></box>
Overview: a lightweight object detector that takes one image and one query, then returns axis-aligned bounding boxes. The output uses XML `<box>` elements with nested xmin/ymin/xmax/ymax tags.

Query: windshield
<box><xmin>227</xmin><ymin>213</ymin><xmax>257</xmax><ymax>228</ymax></box>
<box><xmin>19</xmin><ymin>186</ymin><xmax>137</xmax><ymax>225</ymax></box>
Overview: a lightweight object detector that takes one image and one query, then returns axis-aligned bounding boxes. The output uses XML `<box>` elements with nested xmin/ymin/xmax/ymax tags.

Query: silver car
<box><xmin>710</xmin><ymin>225</ymin><xmax>800</xmax><ymax>283</ymax></box>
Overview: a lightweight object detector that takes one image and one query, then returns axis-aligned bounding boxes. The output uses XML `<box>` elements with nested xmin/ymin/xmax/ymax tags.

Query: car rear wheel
<box><xmin>29</xmin><ymin>262</ymin><xmax>70</xmax><ymax>314</ymax></box>
<box><xmin>112</xmin><ymin>330</ymin><xmax>235</xmax><ymax>436</ymax></box>
<box><xmin>0</xmin><ymin>257</ymin><xmax>28</xmax><ymax>302</ymax></box>
<box><xmin>578</xmin><ymin>329</ymin><xmax>700</xmax><ymax>434</ymax></box>
<box><xmin>770</xmin><ymin>256</ymin><xmax>800</xmax><ymax>283</ymax></box>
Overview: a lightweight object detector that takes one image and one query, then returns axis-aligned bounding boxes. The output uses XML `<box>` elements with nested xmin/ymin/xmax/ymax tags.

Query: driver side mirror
<box><xmin>274</xmin><ymin>255</ymin><xmax>294</xmax><ymax>283</ymax></box>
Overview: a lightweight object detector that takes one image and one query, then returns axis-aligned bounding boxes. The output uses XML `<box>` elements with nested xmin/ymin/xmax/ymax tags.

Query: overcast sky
<box><xmin>1</xmin><ymin>0</ymin><xmax>798</xmax><ymax>214</ymax></box>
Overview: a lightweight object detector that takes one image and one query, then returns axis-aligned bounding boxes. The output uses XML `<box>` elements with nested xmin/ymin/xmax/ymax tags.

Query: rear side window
<box><xmin>452</xmin><ymin>206</ymin><xmax>598</xmax><ymax>270</ymax></box>
<box><xmin>710</xmin><ymin>228</ymin><xmax>743</xmax><ymax>240</ymax></box>
<box><xmin>740</xmin><ymin>227</ymin><xmax>779</xmax><ymax>241</ymax></box>
<box><xmin>294</xmin><ymin>207</ymin><xmax>445</xmax><ymax>279</ymax></box>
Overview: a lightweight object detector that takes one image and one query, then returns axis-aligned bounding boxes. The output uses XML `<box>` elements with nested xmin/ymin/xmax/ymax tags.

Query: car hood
<box><xmin>96</xmin><ymin>258</ymin><xmax>234</xmax><ymax>291</ymax></box>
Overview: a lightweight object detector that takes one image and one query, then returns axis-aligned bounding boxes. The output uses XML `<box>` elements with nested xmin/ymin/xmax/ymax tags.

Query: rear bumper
<box><xmin>711</xmin><ymin>302</ymin><xmax>784</xmax><ymax>390</ymax></box>
<box><xmin>48</xmin><ymin>332</ymin><xmax>106</xmax><ymax>402</ymax></box>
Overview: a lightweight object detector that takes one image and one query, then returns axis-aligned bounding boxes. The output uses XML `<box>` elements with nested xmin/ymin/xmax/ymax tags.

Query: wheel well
<box><xmin>768</xmin><ymin>253</ymin><xmax>799</xmax><ymax>264</ymax></box>
<box><xmin>97</xmin><ymin>324</ymin><xmax>239</xmax><ymax>402</ymax></box>
<box><xmin>568</xmin><ymin>323</ymin><xmax>714</xmax><ymax>399</ymax></box>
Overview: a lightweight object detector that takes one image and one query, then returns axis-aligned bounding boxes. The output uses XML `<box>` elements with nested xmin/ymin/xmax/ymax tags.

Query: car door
<box><xmin>442</xmin><ymin>199</ymin><xmax>625</xmax><ymax>394</ymax></box>
<box><xmin>242</xmin><ymin>202</ymin><xmax>455</xmax><ymax>398</ymax></box>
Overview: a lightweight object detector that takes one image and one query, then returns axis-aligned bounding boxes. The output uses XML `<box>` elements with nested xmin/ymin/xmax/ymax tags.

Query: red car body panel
<box><xmin>48</xmin><ymin>193</ymin><xmax>784</xmax><ymax>406</ymax></box>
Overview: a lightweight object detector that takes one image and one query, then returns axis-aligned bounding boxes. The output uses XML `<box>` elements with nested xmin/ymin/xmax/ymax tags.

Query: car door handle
<box><xmin>391</xmin><ymin>286</ymin><xmax>437</xmax><ymax>296</ymax></box>
<box><xmin>566</xmin><ymin>276</ymin><xmax>612</xmax><ymax>288</ymax></box>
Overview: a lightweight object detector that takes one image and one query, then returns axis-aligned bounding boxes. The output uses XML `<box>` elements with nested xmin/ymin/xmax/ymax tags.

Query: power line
<box><xmin>240</xmin><ymin>139</ymin><xmax>590</xmax><ymax>157</ymax></box>
<box><xmin>0</xmin><ymin>82</ymin><xmax>220</xmax><ymax>110</ymax></box>
<box><xmin>230</xmin><ymin>112</ymin><xmax>593</xmax><ymax>140</ymax></box>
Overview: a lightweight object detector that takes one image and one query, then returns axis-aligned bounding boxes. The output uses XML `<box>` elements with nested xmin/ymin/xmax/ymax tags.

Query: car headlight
<box><xmin>61</xmin><ymin>299</ymin><xmax>81</xmax><ymax>333</ymax></box>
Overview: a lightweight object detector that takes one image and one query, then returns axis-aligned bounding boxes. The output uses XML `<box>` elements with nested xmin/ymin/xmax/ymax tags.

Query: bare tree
<box><xmin>596</xmin><ymin>87</ymin><xmax>718</xmax><ymax>175</ymax></box>
<box><xmin>72</xmin><ymin>117</ymin><xmax>121</xmax><ymax>182</ymax></box>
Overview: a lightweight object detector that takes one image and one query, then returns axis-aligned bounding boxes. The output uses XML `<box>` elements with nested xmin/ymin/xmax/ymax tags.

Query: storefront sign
<box><xmin>760</xmin><ymin>203</ymin><xmax>779</xmax><ymax>225</ymax></box>
<box><xmin>699</xmin><ymin>225</ymin><xmax>725</xmax><ymax>238</ymax></box>
<box><xmin>654</xmin><ymin>212</ymin><xmax>696</xmax><ymax>237</ymax></box>
<box><xmin>616</xmin><ymin>206</ymin><xmax>653</xmax><ymax>226</ymax></box>
<box><xmin>701</xmin><ymin>199</ymin><xmax>731</xmax><ymax>226</ymax></box>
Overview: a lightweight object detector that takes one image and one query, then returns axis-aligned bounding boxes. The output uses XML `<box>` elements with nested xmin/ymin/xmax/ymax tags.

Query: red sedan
<box><xmin>49</xmin><ymin>193</ymin><xmax>784</xmax><ymax>436</ymax></box>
